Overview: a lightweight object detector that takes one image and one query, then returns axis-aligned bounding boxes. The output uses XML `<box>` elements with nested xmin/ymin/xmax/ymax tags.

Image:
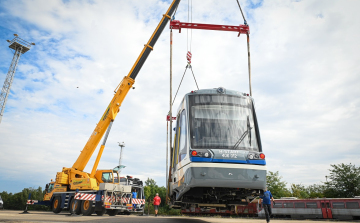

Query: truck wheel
<box><xmin>81</xmin><ymin>200</ymin><xmax>95</xmax><ymax>216</ymax></box>
<box><xmin>52</xmin><ymin>196</ymin><xmax>62</xmax><ymax>213</ymax></box>
<box><xmin>107</xmin><ymin>209</ymin><xmax>119</xmax><ymax>216</ymax></box>
<box><xmin>95</xmin><ymin>207</ymin><xmax>106</xmax><ymax>216</ymax></box>
<box><xmin>69</xmin><ymin>198</ymin><xmax>81</xmax><ymax>215</ymax></box>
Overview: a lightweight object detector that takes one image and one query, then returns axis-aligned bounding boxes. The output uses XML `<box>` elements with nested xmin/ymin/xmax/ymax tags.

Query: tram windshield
<box><xmin>189</xmin><ymin>94</ymin><xmax>259</xmax><ymax>151</ymax></box>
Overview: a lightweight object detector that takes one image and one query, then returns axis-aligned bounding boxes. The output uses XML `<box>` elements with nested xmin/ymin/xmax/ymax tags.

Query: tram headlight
<box><xmin>191</xmin><ymin>150</ymin><xmax>212</xmax><ymax>158</ymax></box>
<box><xmin>248</xmin><ymin>152</ymin><xmax>265</xmax><ymax>160</ymax></box>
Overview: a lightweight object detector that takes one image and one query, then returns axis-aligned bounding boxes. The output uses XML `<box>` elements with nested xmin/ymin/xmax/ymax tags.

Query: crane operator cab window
<box><xmin>113</xmin><ymin>172</ymin><xmax>120</xmax><ymax>183</ymax></box>
<box><xmin>102</xmin><ymin>172</ymin><xmax>113</xmax><ymax>183</ymax></box>
<box><xmin>47</xmin><ymin>183</ymin><xmax>54</xmax><ymax>193</ymax></box>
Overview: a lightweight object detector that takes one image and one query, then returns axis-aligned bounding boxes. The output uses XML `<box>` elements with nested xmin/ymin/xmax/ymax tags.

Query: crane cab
<box><xmin>95</xmin><ymin>169</ymin><xmax>120</xmax><ymax>184</ymax></box>
<box><xmin>43</xmin><ymin>180</ymin><xmax>67</xmax><ymax>201</ymax></box>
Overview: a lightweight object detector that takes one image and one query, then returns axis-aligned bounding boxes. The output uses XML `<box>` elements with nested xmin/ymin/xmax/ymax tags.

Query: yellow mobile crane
<box><xmin>35</xmin><ymin>0</ymin><xmax>181</xmax><ymax>215</ymax></box>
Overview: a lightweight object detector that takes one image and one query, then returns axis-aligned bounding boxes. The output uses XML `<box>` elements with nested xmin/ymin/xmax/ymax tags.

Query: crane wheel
<box><xmin>95</xmin><ymin>207</ymin><xmax>106</xmax><ymax>216</ymax></box>
<box><xmin>52</xmin><ymin>196</ymin><xmax>62</xmax><ymax>213</ymax></box>
<box><xmin>81</xmin><ymin>200</ymin><xmax>95</xmax><ymax>216</ymax></box>
<box><xmin>107</xmin><ymin>209</ymin><xmax>119</xmax><ymax>216</ymax></box>
<box><xmin>69</xmin><ymin>198</ymin><xmax>81</xmax><ymax>215</ymax></box>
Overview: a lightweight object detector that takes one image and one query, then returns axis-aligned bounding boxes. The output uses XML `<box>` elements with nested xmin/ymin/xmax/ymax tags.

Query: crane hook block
<box><xmin>187</xmin><ymin>51</ymin><xmax>192</xmax><ymax>64</ymax></box>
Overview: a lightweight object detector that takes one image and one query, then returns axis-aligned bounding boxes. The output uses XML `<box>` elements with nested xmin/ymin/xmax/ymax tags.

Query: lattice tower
<box><xmin>0</xmin><ymin>34</ymin><xmax>34</xmax><ymax>123</ymax></box>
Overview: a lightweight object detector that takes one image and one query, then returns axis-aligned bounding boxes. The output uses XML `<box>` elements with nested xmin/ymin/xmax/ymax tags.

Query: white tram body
<box><xmin>169</xmin><ymin>88</ymin><xmax>266</xmax><ymax>209</ymax></box>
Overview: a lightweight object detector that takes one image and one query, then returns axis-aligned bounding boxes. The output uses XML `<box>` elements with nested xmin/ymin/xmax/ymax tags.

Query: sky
<box><xmin>0</xmin><ymin>0</ymin><xmax>359</xmax><ymax>194</ymax></box>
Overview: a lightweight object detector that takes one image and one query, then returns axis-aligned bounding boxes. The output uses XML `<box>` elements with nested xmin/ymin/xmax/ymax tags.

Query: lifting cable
<box><xmin>236</xmin><ymin>0</ymin><xmax>247</xmax><ymax>25</ymax></box>
<box><xmin>187</xmin><ymin>0</ymin><xmax>192</xmax><ymax>53</ymax></box>
<box><xmin>172</xmin><ymin>0</ymin><xmax>199</xmax><ymax>106</ymax></box>
<box><xmin>172</xmin><ymin>57</ymin><xmax>199</xmax><ymax>105</ymax></box>
<box><xmin>236</xmin><ymin>0</ymin><xmax>252</xmax><ymax>96</ymax></box>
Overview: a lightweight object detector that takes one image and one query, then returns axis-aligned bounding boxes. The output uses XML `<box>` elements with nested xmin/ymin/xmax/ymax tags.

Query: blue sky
<box><xmin>0</xmin><ymin>0</ymin><xmax>359</xmax><ymax>194</ymax></box>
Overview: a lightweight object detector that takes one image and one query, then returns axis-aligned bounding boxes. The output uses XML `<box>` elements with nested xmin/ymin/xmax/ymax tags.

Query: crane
<box><xmin>43</xmin><ymin>0</ymin><xmax>181</xmax><ymax>200</ymax></box>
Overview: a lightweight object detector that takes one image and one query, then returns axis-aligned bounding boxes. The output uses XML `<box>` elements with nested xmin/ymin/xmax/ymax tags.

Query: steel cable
<box><xmin>190</xmin><ymin>66</ymin><xmax>199</xmax><ymax>90</ymax></box>
<box><xmin>172</xmin><ymin>66</ymin><xmax>188</xmax><ymax>106</ymax></box>
<box><xmin>236</xmin><ymin>0</ymin><xmax>247</xmax><ymax>25</ymax></box>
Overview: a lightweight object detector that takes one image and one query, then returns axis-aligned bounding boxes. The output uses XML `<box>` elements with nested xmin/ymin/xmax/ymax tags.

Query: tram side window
<box><xmin>346</xmin><ymin>202</ymin><xmax>359</xmax><ymax>209</ymax></box>
<box><xmin>273</xmin><ymin>202</ymin><xmax>282</xmax><ymax>208</ymax></box>
<box><xmin>306</xmin><ymin>202</ymin><xmax>318</xmax><ymax>208</ymax></box>
<box><xmin>173</xmin><ymin>113</ymin><xmax>181</xmax><ymax>167</ymax></box>
<box><xmin>295</xmin><ymin>202</ymin><xmax>305</xmax><ymax>208</ymax></box>
<box><xmin>332</xmin><ymin>202</ymin><xmax>345</xmax><ymax>209</ymax></box>
<box><xmin>284</xmin><ymin>202</ymin><xmax>294</xmax><ymax>208</ymax></box>
<box><xmin>178</xmin><ymin>110</ymin><xmax>187</xmax><ymax>162</ymax></box>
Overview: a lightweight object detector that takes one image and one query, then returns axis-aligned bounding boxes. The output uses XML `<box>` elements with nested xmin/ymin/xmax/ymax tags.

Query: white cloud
<box><xmin>0</xmin><ymin>0</ymin><xmax>359</xmax><ymax>193</ymax></box>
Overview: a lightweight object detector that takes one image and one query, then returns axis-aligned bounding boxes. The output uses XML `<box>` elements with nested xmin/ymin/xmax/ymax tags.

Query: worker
<box><xmin>153</xmin><ymin>193</ymin><xmax>161</xmax><ymax>217</ymax></box>
<box><xmin>132</xmin><ymin>189</ymin><xmax>137</xmax><ymax>209</ymax></box>
<box><xmin>259</xmin><ymin>187</ymin><xmax>275</xmax><ymax>223</ymax></box>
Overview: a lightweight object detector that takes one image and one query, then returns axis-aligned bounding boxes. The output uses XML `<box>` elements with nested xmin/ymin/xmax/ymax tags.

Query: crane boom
<box><xmin>72</xmin><ymin>0</ymin><xmax>181</xmax><ymax>172</ymax></box>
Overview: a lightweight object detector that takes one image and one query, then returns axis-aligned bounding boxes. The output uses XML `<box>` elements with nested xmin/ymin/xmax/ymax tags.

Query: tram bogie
<box><xmin>169</xmin><ymin>87</ymin><xmax>266</xmax><ymax>209</ymax></box>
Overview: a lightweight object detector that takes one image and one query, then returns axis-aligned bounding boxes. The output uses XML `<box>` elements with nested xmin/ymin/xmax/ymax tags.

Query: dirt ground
<box><xmin>0</xmin><ymin>210</ymin><xmax>358</xmax><ymax>223</ymax></box>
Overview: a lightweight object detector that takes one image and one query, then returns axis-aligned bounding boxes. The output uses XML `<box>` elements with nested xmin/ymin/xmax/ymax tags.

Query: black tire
<box><xmin>107</xmin><ymin>209</ymin><xmax>119</xmax><ymax>216</ymax></box>
<box><xmin>69</xmin><ymin>198</ymin><xmax>81</xmax><ymax>215</ymax></box>
<box><xmin>52</xmin><ymin>196</ymin><xmax>62</xmax><ymax>213</ymax></box>
<box><xmin>95</xmin><ymin>207</ymin><xmax>106</xmax><ymax>216</ymax></box>
<box><xmin>81</xmin><ymin>200</ymin><xmax>95</xmax><ymax>216</ymax></box>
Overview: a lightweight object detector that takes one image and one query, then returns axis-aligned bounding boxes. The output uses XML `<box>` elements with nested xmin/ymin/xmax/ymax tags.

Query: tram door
<box><xmin>320</xmin><ymin>200</ymin><xmax>333</xmax><ymax>219</ymax></box>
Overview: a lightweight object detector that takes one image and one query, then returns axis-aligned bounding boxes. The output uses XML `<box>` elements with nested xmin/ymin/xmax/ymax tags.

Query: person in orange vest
<box><xmin>153</xmin><ymin>193</ymin><xmax>161</xmax><ymax>216</ymax></box>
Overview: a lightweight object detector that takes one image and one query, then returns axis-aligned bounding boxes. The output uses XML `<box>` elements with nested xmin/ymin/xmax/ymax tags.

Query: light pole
<box><xmin>1</xmin><ymin>34</ymin><xmax>35</xmax><ymax>123</ymax></box>
<box><xmin>118</xmin><ymin>142</ymin><xmax>125</xmax><ymax>177</ymax></box>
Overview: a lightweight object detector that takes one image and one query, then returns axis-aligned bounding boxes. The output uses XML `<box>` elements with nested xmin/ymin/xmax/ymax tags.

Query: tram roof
<box><xmin>184</xmin><ymin>87</ymin><xmax>251</xmax><ymax>98</ymax></box>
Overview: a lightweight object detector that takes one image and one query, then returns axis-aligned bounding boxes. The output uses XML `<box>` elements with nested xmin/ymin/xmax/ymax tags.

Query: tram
<box><xmin>168</xmin><ymin>87</ymin><xmax>266</xmax><ymax>209</ymax></box>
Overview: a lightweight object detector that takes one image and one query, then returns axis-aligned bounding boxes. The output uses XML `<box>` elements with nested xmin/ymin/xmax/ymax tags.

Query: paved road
<box><xmin>0</xmin><ymin>210</ymin><xmax>358</xmax><ymax>223</ymax></box>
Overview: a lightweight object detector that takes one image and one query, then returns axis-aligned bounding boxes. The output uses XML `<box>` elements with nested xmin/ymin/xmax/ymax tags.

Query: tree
<box><xmin>0</xmin><ymin>187</ymin><xmax>49</xmax><ymax>210</ymax></box>
<box><xmin>145</xmin><ymin>178</ymin><xmax>157</xmax><ymax>187</ymax></box>
<box><xmin>290</xmin><ymin>184</ymin><xmax>309</xmax><ymax>199</ymax></box>
<box><xmin>306</xmin><ymin>184</ymin><xmax>325</xmax><ymax>198</ymax></box>
<box><xmin>324</xmin><ymin>163</ymin><xmax>360</xmax><ymax>198</ymax></box>
<box><xmin>266</xmin><ymin>171</ymin><xmax>291</xmax><ymax>198</ymax></box>
<box><xmin>142</xmin><ymin>178</ymin><xmax>180</xmax><ymax>215</ymax></box>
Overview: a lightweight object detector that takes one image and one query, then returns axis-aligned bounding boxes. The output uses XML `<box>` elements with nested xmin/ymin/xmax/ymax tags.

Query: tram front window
<box><xmin>189</xmin><ymin>95</ymin><xmax>259</xmax><ymax>151</ymax></box>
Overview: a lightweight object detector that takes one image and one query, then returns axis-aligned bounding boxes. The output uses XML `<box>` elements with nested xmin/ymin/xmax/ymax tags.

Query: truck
<box><xmin>27</xmin><ymin>0</ymin><xmax>181</xmax><ymax>216</ymax></box>
<box><xmin>28</xmin><ymin>175</ymin><xmax>145</xmax><ymax>215</ymax></box>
